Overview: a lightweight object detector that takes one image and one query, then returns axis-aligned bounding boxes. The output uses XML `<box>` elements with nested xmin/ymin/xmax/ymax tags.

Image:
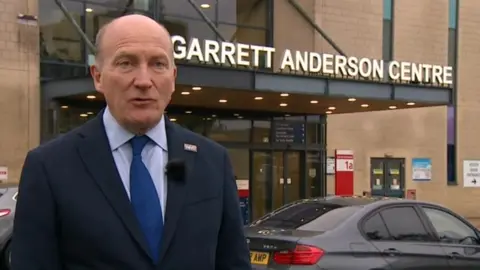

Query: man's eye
<box><xmin>118</xmin><ymin>61</ymin><xmax>131</xmax><ymax>66</ymax></box>
<box><xmin>154</xmin><ymin>62</ymin><xmax>167</xmax><ymax>68</ymax></box>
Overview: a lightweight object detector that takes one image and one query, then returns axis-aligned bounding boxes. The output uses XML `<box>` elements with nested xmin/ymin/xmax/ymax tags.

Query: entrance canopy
<box><xmin>42</xmin><ymin>63</ymin><xmax>452</xmax><ymax>115</ymax></box>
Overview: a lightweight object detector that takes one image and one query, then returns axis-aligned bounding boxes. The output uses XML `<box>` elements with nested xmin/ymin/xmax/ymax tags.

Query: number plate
<box><xmin>250</xmin><ymin>251</ymin><xmax>270</xmax><ymax>265</ymax></box>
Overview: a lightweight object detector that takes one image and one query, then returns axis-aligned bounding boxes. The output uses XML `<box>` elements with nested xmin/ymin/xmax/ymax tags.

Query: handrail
<box><xmin>54</xmin><ymin>0</ymin><xmax>96</xmax><ymax>54</ymax></box>
<box><xmin>187</xmin><ymin>0</ymin><xmax>226</xmax><ymax>42</ymax></box>
<box><xmin>287</xmin><ymin>0</ymin><xmax>347</xmax><ymax>56</ymax></box>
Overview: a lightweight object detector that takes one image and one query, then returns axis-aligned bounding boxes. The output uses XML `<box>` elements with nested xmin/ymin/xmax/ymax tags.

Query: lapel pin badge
<box><xmin>184</xmin><ymin>143</ymin><xmax>197</xmax><ymax>152</ymax></box>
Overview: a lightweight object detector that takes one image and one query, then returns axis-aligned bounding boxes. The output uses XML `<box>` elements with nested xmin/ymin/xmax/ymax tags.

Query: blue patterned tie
<box><xmin>130</xmin><ymin>135</ymin><xmax>163</xmax><ymax>262</ymax></box>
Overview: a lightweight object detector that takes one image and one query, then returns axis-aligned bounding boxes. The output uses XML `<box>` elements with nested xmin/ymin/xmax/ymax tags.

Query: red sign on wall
<box><xmin>334</xmin><ymin>150</ymin><xmax>354</xmax><ymax>196</ymax></box>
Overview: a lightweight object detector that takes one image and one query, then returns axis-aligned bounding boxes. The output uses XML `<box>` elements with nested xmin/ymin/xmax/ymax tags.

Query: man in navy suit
<box><xmin>11</xmin><ymin>14</ymin><xmax>251</xmax><ymax>270</ymax></box>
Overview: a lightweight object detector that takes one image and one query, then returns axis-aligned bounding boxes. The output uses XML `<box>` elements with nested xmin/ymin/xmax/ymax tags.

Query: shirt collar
<box><xmin>102</xmin><ymin>107</ymin><xmax>168</xmax><ymax>151</ymax></box>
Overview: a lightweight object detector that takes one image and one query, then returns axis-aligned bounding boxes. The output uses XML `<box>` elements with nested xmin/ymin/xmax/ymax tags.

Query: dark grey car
<box><xmin>245</xmin><ymin>196</ymin><xmax>480</xmax><ymax>269</ymax></box>
<box><xmin>0</xmin><ymin>184</ymin><xmax>18</xmax><ymax>270</ymax></box>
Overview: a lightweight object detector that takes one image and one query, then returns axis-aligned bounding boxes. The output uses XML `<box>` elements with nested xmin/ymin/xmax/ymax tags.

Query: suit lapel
<box><xmin>157</xmin><ymin>117</ymin><xmax>196</xmax><ymax>263</ymax></box>
<box><xmin>76</xmin><ymin>112</ymin><xmax>151</xmax><ymax>259</ymax></box>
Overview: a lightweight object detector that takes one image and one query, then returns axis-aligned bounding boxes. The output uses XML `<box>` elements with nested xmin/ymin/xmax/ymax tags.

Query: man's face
<box><xmin>90</xmin><ymin>20</ymin><xmax>176</xmax><ymax>133</ymax></box>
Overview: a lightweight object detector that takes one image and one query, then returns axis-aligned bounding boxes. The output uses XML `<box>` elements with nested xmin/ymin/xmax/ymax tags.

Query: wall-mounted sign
<box><xmin>334</xmin><ymin>150</ymin><xmax>354</xmax><ymax>196</ymax></box>
<box><xmin>172</xmin><ymin>35</ymin><xmax>453</xmax><ymax>85</ymax></box>
<box><xmin>0</xmin><ymin>166</ymin><xmax>7</xmax><ymax>182</ymax></box>
<box><xmin>463</xmin><ymin>160</ymin><xmax>480</xmax><ymax>187</ymax></box>
<box><xmin>412</xmin><ymin>158</ymin><xmax>432</xmax><ymax>181</ymax></box>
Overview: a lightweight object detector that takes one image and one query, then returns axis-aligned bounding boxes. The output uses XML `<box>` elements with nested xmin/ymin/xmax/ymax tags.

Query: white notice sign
<box><xmin>463</xmin><ymin>160</ymin><xmax>480</xmax><ymax>187</ymax></box>
<box><xmin>0</xmin><ymin>166</ymin><xmax>7</xmax><ymax>181</ymax></box>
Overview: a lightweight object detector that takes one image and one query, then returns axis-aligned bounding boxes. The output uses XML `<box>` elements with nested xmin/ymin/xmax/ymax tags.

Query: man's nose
<box><xmin>133</xmin><ymin>65</ymin><xmax>153</xmax><ymax>89</ymax></box>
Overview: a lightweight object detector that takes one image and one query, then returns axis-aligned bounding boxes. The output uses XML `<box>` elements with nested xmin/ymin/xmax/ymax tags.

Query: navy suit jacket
<box><xmin>11</xmin><ymin>112</ymin><xmax>251</xmax><ymax>270</ymax></box>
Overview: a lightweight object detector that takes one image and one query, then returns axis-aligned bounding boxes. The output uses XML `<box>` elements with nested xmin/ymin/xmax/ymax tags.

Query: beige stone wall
<box><xmin>450</xmin><ymin>0</ymin><xmax>480</xmax><ymax>221</ymax></box>
<box><xmin>320</xmin><ymin>0</ymin><xmax>451</xmax><ymax>203</ymax></box>
<box><xmin>0</xmin><ymin>0</ymin><xmax>40</xmax><ymax>183</ymax></box>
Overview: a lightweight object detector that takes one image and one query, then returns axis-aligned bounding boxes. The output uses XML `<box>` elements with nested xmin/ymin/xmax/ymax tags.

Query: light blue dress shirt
<box><xmin>103</xmin><ymin>107</ymin><xmax>168</xmax><ymax>220</ymax></box>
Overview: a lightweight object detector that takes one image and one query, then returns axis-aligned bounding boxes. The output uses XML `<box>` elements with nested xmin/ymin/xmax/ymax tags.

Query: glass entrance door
<box><xmin>251</xmin><ymin>151</ymin><xmax>302</xmax><ymax>220</ymax></box>
<box><xmin>370</xmin><ymin>157</ymin><xmax>405</xmax><ymax>198</ymax></box>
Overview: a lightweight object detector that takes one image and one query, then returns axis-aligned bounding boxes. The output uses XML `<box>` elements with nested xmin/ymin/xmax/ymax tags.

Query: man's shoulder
<box><xmin>173</xmin><ymin>123</ymin><xmax>226</xmax><ymax>156</ymax></box>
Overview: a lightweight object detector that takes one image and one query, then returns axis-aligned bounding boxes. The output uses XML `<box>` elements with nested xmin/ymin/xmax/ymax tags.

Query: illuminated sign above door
<box><xmin>172</xmin><ymin>35</ymin><xmax>453</xmax><ymax>85</ymax></box>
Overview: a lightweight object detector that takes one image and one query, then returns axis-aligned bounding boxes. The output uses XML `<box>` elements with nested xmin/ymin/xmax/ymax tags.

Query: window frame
<box><xmin>417</xmin><ymin>204</ymin><xmax>480</xmax><ymax>244</ymax></box>
<box><xmin>358</xmin><ymin>203</ymin><xmax>437</xmax><ymax>243</ymax></box>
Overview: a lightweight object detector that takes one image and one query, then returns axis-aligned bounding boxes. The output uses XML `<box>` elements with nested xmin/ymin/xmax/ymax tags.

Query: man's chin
<box><xmin>125</xmin><ymin>114</ymin><xmax>162</xmax><ymax>134</ymax></box>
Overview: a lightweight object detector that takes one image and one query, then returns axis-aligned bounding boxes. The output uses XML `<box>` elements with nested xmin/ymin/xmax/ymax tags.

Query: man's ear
<box><xmin>90</xmin><ymin>64</ymin><xmax>103</xmax><ymax>93</ymax></box>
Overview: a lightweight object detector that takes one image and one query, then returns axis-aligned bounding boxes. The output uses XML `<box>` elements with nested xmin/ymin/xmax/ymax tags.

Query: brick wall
<box><xmin>0</xmin><ymin>0</ymin><xmax>40</xmax><ymax>183</ymax></box>
<box><xmin>316</xmin><ymin>0</ymin><xmax>450</xmax><ymax>201</ymax></box>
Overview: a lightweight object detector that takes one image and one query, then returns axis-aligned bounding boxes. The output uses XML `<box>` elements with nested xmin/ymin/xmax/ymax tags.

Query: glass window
<box><xmin>251</xmin><ymin>202</ymin><xmax>359</xmax><ymax>231</ymax></box>
<box><xmin>217</xmin><ymin>0</ymin><xmax>268</xmax><ymax>28</ymax></box>
<box><xmin>226</xmin><ymin>148</ymin><xmax>249</xmax><ymax>180</ymax></box>
<box><xmin>422</xmin><ymin>207</ymin><xmax>479</xmax><ymax>245</ymax></box>
<box><xmin>363</xmin><ymin>213</ymin><xmax>391</xmax><ymax>240</ymax></box>
<box><xmin>168</xmin><ymin>114</ymin><xmax>205</xmax><ymax>135</ymax></box>
<box><xmin>159</xmin><ymin>0</ymin><xmax>216</xmax><ymax>20</ymax></box>
<box><xmin>40</xmin><ymin>0</ymin><xmax>85</xmax><ymax>63</ymax></box>
<box><xmin>252</xmin><ymin>120</ymin><xmax>270</xmax><ymax>143</ymax></box>
<box><xmin>206</xmin><ymin>119</ymin><xmax>251</xmax><ymax>142</ymax></box>
<box><xmin>379</xmin><ymin>207</ymin><xmax>431</xmax><ymax>242</ymax></box>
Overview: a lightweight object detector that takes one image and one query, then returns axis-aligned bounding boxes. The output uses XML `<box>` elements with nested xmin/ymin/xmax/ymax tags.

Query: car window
<box><xmin>422</xmin><ymin>207</ymin><xmax>479</xmax><ymax>245</ymax></box>
<box><xmin>252</xmin><ymin>202</ymin><xmax>349</xmax><ymax>230</ymax></box>
<box><xmin>298</xmin><ymin>206</ymin><xmax>362</xmax><ymax>231</ymax></box>
<box><xmin>363</xmin><ymin>213</ymin><xmax>391</xmax><ymax>240</ymax></box>
<box><xmin>379</xmin><ymin>206</ymin><xmax>432</xmax><ymax>242</ymax></box>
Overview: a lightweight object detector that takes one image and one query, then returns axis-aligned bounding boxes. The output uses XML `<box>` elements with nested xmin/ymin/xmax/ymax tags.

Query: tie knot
<box><xmin>130</xmin><ymin>135</ymin><xmax>150</xmax><ymax>156</ymax></box>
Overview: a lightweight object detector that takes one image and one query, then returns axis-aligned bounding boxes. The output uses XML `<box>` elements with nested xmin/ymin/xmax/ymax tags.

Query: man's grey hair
<box><xmin>93</xmin><ymin>18</ymin><xmax>175</xmax><ymax>68</ymax></box>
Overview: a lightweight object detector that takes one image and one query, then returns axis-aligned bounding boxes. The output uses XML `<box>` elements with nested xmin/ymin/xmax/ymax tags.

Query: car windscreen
<box><xmin>252</xmin><ymin>202</ymin><xmax>357</xmax><ymax>230</ymax></box>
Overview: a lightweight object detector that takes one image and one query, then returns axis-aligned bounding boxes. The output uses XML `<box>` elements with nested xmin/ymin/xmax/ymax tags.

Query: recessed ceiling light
<box><xmin>389</xmin><ymin>105</ymin><xmax>397</xmax><ymax>109</ymax></box>
<box><xmin>219</xmin><ymin>99</ymin><xmax>227</xmax><ymax>103</ymax></box>
<box><xmin>200</xmin><ymin>3</ymin><xmax>210</xmax><ymax>8</ymax></box>
<box><xmin>61</xmin><ymin>105</ymin><xmax>68</xmax><ymax>109</ymax></box>
<box><xmin>348</xmin><ymin>98</ymin><xmax>356</xmax><ymax>102</ymax></box>
<box><xmin>181</xmin><ymin>91</ymin><xmax>190</xmax><ymax>95</ymax></box>
<box><xmin>326</xmin><ymin>111</ymin><xmax>332</xmax><ymax>114</ymax></box>
<box><xmin>280</xmin><ymin>93</ymin><xmax>289</xmax><ymax>97</ymax></box>
<box><xmin>361</xmin><ymin>104</ymin><xmax>369</xmax><ymax>107</ymax></box>
<box><xmin>233</xmin><ymin>113</ymin><xmax>239</xmax><ymax>116</ymax></box>
<box><xmin>170</xmin><ymin>118</ymin><xmax>177</xmax><ymax>122</ymax></box>
<box><xmin>285</xmin><ymin>114</ymin><xmax>290</xmax><ymax>117</ymax></box>
<box><xmin>80</xmin><ymin>113</ymin><xmax>88</xmax><ymax>117</ymax></box>
<box><xmin>280</xmin><ymin>103</ymin><xmax>288</xmax><ymax>107</ymax></box>
<box><xmin>185</xmin><ymin>111</ymin><xmax>192</xmax><ymax>114</ymax></box>
<box><xmin>212</xmin><ymin>114</ymin><xmax>216</xmax><ymax>117</ymax></box>
<box><xmin>86</xmin><ymin>95</ymin><xmax>96</xmax><ymax>99</ymax></box>
<box><xmin>328</xmin><ymin>106</ymin><xmax>336</xmax><ymax>110</ymax></box>
<box><xmin>87</xmin><ymin>112</ymin><xmax>93</xmax><ymax>115</ymax></box>
<box><xmin>407</xmin><ymin>102</ymin><xmax>415</xmax><ymax>106</ymax></box>
<box><xmin>238</xmin><ymin>116</ymin><xmax>244</xmax><ymax>119</ymax></box>
<box><xmin>254</xmin><ymin>96</ymin><xmax>263</xmax><ymax>100</ymax></box>
<box><xmin>192</xmin><ymin>86</ymin><xmax>202</xmax><ymax>91</ymax></box>
<box><xmin>310</xmin><ymin>100</ymin><xmax>318</xmax><ymax>104</ymax></box>
<box><xmin>207</xmin><ymin>117</ymin><xmax>212</xmax><ymax>120</ymax></box>
<box><xmin>85</xmin><ymin>8</ymin><xmax>93</xmax><ymax>12</ymax></box>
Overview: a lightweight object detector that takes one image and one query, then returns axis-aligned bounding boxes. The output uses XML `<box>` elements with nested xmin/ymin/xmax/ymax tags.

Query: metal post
<box><xmin>287</xmin><ymin>0</ymin><xmax>347</xmax><ymax>56</ymax></box>
<box><xmin>54</xmin><ymin>0</ymin><xmax>96</xmax><ymax>54</ymax></box>
<box><xmin>187</xmin><ymin>0</ymin><xmax>226</xmax><ymax>42</ymax></box>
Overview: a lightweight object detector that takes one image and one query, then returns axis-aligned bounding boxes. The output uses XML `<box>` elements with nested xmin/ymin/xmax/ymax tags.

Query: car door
<box><xmin>419</xmin><ymin>206</ymin><xmax>480</xmax><ymax>269</ymax></box>
<box><xmin>362</xmin><ymin>205</ymin><xmax>450</xmax><ymax>269</ymax></box>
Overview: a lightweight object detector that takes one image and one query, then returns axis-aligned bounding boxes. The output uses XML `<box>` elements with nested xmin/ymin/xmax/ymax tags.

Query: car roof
<box><xmin>298</xmin><ymin>195</ymin><xmax>445</xmax><ymax>209</ymax></box>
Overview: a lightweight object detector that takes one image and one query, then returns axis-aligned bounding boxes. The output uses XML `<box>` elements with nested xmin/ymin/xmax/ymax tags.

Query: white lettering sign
<box><xmin>171</xmin><ymin>35</ymin><xmax>453</xmax><ymax>85</ymax></box>
<box><xmin>463</xmin><ymin>160</ymin><xmax>480</xmax><ymax>187</ymax></box>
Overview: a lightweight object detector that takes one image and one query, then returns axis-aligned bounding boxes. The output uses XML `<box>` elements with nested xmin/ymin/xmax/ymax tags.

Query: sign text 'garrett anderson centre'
<box><xmin>172</xmin><ymin>35</ymin><xmax>453</xmax><ymax>85</ymax></box>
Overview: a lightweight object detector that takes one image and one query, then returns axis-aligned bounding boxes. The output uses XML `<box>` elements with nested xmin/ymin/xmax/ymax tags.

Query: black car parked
<box><xmin>245</xmin><ymin>195</ymin><xmax>480</xmax><ymax>269</ymax></box>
